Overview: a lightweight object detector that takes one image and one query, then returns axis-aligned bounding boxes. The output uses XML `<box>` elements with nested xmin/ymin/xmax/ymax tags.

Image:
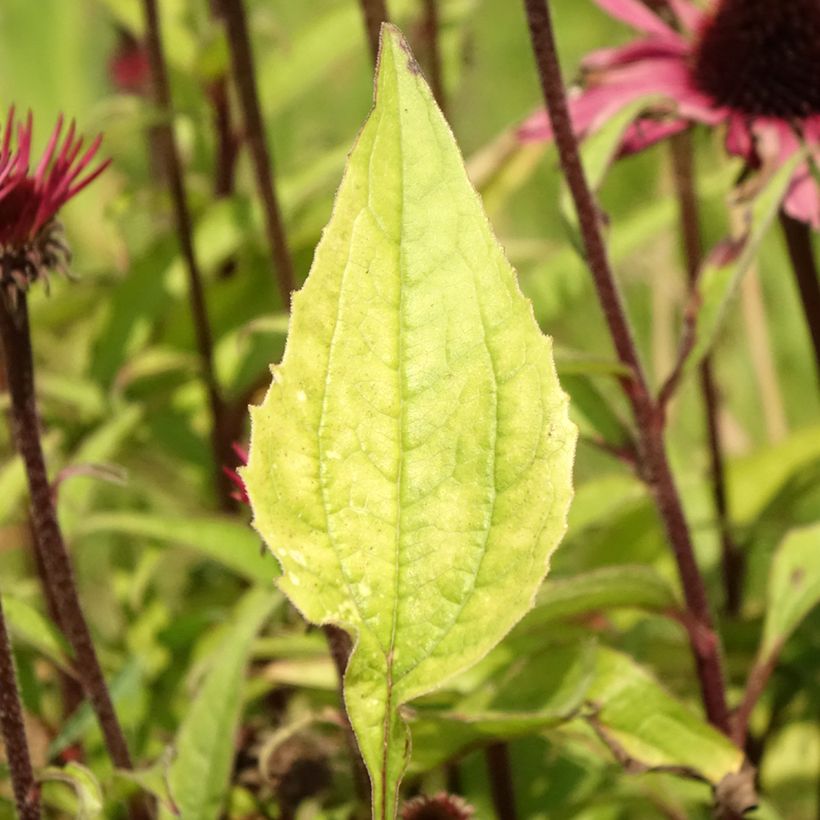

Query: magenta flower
<box><xmin>519</xmin><ymin>0</ymin><xmax>820</xmax><ymax>227</ymax></box>
<box><xmin>0</xmin><ymin>108</ymin><xmax>110</xmax><ymax>305</ymax></box>
<box><xmin>223</xmin><ymin>442</ymin><xmax>250</xmax><ymax>505</ymax></box>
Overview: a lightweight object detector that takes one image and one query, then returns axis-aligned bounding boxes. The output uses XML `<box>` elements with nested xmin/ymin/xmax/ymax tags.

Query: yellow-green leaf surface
<box><xmin>243</xmin><ymin>25</ymin><xmax>576</xmax><ymax>818</ymax></box>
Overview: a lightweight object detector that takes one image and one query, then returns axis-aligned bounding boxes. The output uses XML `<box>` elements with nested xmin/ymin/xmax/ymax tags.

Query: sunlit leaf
<box><xmin>586</xmin><ymin>648</ymin><xmax>743</xmax><ymax>785</ymax></box>
<box><xmin>159</xmin><ymin>588</ymin><xmax>280</xmax><ymax>820</ymax></box>
<box><xmin>243</xmin><ymin>25</ymin><xmax>576</xmax><ymax>818</ymax></box>
<box><xmin>760</xmin><ymin>523</ymin><xmax>820</xmax><ymax>658</ymax></box>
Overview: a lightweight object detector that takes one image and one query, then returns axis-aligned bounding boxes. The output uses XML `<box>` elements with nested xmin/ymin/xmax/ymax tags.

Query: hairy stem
<box><xmin>0</xmin><ymin>296</ymin><xmax>134</xmax><ymax>774</ymax></box>
<box><xmin>778</xmin><ymin>211</ymin><xmax>820</xmax><ymax>386</ymax></box>
<box><xmin>522</xmin><ymin>0</ymin><xmax>732</xmax><ymax>735</ymax></box>
<box><xmin>669</xmin><ymin>133</ymin><xmax>743</xmax><ymax>616</ymax></box>
<box><xmin>359</xmin><ymin>0</ymin><xmax>390</xmax><ymax>64</ymax></box>
<box><xmin>141</xmin><ymin>0</ymin><xmax>234</xmax><ymax>508</ymax></box>
<box><xmin>218</xmin><ymin>0</ymin><xmax>295</xmax><ymax>307</ymax></box>
<box><xmin>0</xmin><ymin>594</ymin><xmax>40</xmax><ymax>820</ymax></box>
<box><xmin>485</xmin><ymin>742</ymin><xmax>517</xmax><ymax>820</ymax></box>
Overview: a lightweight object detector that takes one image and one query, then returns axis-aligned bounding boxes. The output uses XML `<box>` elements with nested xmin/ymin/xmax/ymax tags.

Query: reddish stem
<box><xmin>359</xmin><ymin>0</ymin><xmax>390</xmax><ymax>64</ymax></box>
<box><xmin>419</xmin><ymin>0</ymin><xmax>446</xmax><ymax>110</ymax></box>
<box><xmin>0</xmin><ymin>594</ymin><xmax>40</xmax><ymax>820</ymax></box>
<box><xmin>778</xmin><ymin>211</ymin><xmax>820</xmax><ymax>387</ymax></box>
<box><xmin>669</xmin><ymin>132</ymin><xmax>743</xmax><ymax>616</ymax></box>
<box><xmin>141</xmin><ymin>0</ymin><xmax>234</xmax><ymax>509</ymax></box>
<box><xmin>0</xmin><ymin>296</ymin><xmax>134</xmax><ymax>775</ymax></box>
<box><xmin>217</xmin><ymin>0</ymin><xmax>296</xmax><ymax>307</ymax></box>
<box><xmin>733</xmin><ymin>648</ymin><xmax>780</xmax><ymax>747</ymax></box>
<box><xmin>485</xmin><ymin>742</ymin><xmax>517</xmax><ymax>820</ymax></box>
<box><xmin>521</xmin><ymin>0</ymin><xmax>732</xmax><ymax>736</ymax></box>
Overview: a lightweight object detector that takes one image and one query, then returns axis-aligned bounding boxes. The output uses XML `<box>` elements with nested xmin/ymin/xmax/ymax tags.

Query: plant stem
<box><xmin>323</xmin><ymin>624</ymin><xmax>371</xmax><ymax>806</ymax></box>
<box><xmin>218</xmin><ymin>0</ymin><xmax>296</xmax><ymax>308</ymax></box>
<box><xmin>669</xmin><ymin>132</ymin><xmax>742</xmax><ymax>616</ymax></box>
<box><xmin>0</xmin><ymin>296</ymin><xmax>134</xmax><ymax>774</ymax></box>
<box><xmin>359</xmin><ymin>0</ymin><xmax>390</xmax><ymax>64</ymax></box>
<box><xmin>521</xmin><ymin>0</ymin><xmax>732</xmax><ymax>736</ymax></box>
<box><xmin>141</xmin><ymin>0</ymin><xmax>234</xmax><ymax>509</ymax></box>
<box><xmin>778</xmin><ymin>211</ymin><xmax>820</xmax><ymax>386</ymax></box>
<box><xmin>420</xmin><ymin>0</ymin><xmax>446</xmax><ymax>110</ymax></box>
<box><xmin>733</xmin><ymin>648</ymin><xmax>779</xmax><ymax>747</ymax></box>
<box><xmin>0</xmin><ymin>594</ymin><xmax>40</xmax><ymax>820</ymax></box>
<box><xmin>485</xmin><ymin>742</ymin><xmax>517</xmax><ymax>820</ymax></box>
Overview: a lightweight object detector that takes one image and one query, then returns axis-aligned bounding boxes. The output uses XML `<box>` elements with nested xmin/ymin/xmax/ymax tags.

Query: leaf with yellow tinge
<box><xmin>243</xmin><ymin>24</ymin><xmax>576</xmax><ymax>819</ymax></box>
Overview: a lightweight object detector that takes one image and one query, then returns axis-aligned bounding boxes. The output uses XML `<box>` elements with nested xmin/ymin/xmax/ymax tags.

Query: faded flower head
<box><xmin>0</xmin><ymin>108</ymin><xmax>110</xmax><ymax>307</ymax></box>
<box><xmin>519</xmin><ymin>0</ymin><xmax>820</xmax><ymax>227</ymax></box>
<box><xmin>400</xmin><ymin>792</ymin><xmax>475</xmax><ymax>820</ymax></box>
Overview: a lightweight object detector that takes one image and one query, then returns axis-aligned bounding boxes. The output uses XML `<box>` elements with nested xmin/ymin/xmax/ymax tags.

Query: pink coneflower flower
<box><xmin>519</xmin><ymin>0</ymin><xmax>820</xmax><ymax>227</ymax></box>
<box><xmin>223</xmin><ymin>442</ymin><xmax>250</xmax><ymax>504</ymax></box>
<box><xmin>399</xmin><ymin>792</ymin><xmax>475</xmax><ymax>820</ymax></box>
<box><xmin>0</xmin><ymin>108</ymin><xmax>110</xmax><ymax>307</ymax></box>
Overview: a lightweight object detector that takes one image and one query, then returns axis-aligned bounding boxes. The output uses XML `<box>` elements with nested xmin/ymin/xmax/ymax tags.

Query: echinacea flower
<box><xmin>399</xmin><ymin>792</ymin><xmax>475</xmax><ymax>820</ymax></box>
<box><xmin>519</xmin><ymin>0</ymin><xmax>820</xmax><ymax>227</ymax></box>
<box><xmin>223</xmin><ymin>442</ymin><xmax>250</xmax><ymax>504</ymax></box>
<box><xmin>0</xmin><ymin>108</ymin><xmax>110</xmax><ymax>307</ymax></box>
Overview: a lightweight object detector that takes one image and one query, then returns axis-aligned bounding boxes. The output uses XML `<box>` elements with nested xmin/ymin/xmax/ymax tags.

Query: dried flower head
<box><xmin>0</xmin><ymin>108</ymin><xmax>110</xmax><ymax>308</ymax></box>
<box><xmin>400</xmin><ymin>792</ymin><xmax>475</xmax><ymax>820</ymax></box>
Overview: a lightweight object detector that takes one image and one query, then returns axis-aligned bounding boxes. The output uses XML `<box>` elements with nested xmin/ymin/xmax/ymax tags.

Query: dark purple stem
<box><xmin>217</xmin><ymin>0</ymin><xmax>295</xmax><ymax>308</ymax></box>
<box><xmin>420</xmin><ymin>0</ymin><xmax>446</xmax><ymax>110</ymax></box>
<box><xmin>485</xmin><ymin>742</ymin><xmax>517</xmax><ymax>820</ymax></box>
<box><xmin>669</xmin><ymin>132</ymin><xmax>743</xmax><ymax>616</ymax></box>
<box><xmin>359</xmin><ymin>0</ymin><xmax>390</xmax><ymax>64</ymax></box>
<box><xmin>141</xmin><ymin>0</ymin><xmax>234</xmax><ymax>509</ymax></box>
<box><xmin>778</xmin><ymin>211</ymin><xmax>820</xmax><ymax>386</ymax></box>
<box><xmin>0</xmin><ymin>296</ymin><xmax>134</xmax><ymax>775</ymax></box>
<box><xmin>521</xmin><ymin>0</ymin><xmax>732</xmax><ymax>736</ymax></box>
<box><xmin>0</xmin><ymin>594</ymin><xmax>40</xmax><ymax>820</ymax></box>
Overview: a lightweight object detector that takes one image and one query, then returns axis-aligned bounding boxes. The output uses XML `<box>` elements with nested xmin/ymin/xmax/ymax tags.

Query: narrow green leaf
<box><xmin>686</xmin><ymin>152</ymin><xmax>804</xmax><ymax>374</ymax></box>
<box><xmin>1</xmin><ymin>594</ymin><xmax>73</xmax><ymax>672</ymax></box>
<box><xmin>760</xmin><ymin>523</ymin><xmax>820</xmax><ymax>658</ymax></box>
<box><xmin>159</xmin><ymin>588</ymin><xmax>280</xmax><ymax>820</ymax></box>
<box><xmin>76</xmin><ymin>512</ymin><xmax>274</xmax><ymax>584</ymax></box>
<box><xmin>243</xmin><ymin>25</ymin><xmax>576</xmax><ymax>818</ymax></box>
<box><xmin>587</xmin><ymin>649</ymin><xmax>743</xmax><ymax>785</ymax></box>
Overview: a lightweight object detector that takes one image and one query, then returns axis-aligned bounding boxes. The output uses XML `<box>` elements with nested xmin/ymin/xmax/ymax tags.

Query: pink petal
<box><xmin>593</xmin><ymin>0</ymin><xmax>678</xmax><ymax>38</ymax></box>
<box><xmin>666</xmin><ymin>0</ymin><xmax>707</xmax><ymax>33</ymax></box>
<box><xmin>619</xmin><ymin>117</ymin><xmax>689</xmax><ymax>154</ymax></box>
<box><xmin>581</xmin><ymin>36</ymin><xmax>689</xmax><ymax>72</ymax></box>
<box><xmin>782</xmin><ymin>165</ymin><xmax>820</xmax><ymax>229</ymax></box>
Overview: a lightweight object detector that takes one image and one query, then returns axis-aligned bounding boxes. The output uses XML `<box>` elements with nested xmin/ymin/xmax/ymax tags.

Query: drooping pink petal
<box><xmin>666</xmin><ymin>0</ymin><xmax>707</xmax><ymax>34</ymax></box>
<box><xmin>592</xmin><ymin>0</ymin><xmax>679</xmax><ymax>38</ymax></box>
<box><xmin>619</xmin><ymin>117</ymin><xmax>689</xmax><ymax>154</ymax></box>
<box><xmin>782</xmin><ymin>165</ymin><xmax>820</xmax><ymax>229</ymax></box>
<box><xmin>581</xmin><ymin>36</ymin><xmax>689</xmax><ymax>72</ymax></box>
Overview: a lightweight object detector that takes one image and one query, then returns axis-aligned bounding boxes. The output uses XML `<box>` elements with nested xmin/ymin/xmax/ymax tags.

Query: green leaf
<box><xmin>686</xmin><ymin>151</ymin><xmax>804</xmax><ymax>375</ymax></box>
<box><xmin>586</xmin><ymin>649</ymin><xmax>743</xmax><ymax>785</ymax></box>
<box><xmin>160</xmin><ymin>588</ymin><xmax>280</xmax><ymax>820</ymax></box>
<box><xmin>243</xmin><ymin>25</ymin><xmax>576</xmax><ymax>818</ymax></box>
<box><xmin>1</xmin><ymin>594</ymin><xmax>73</xmax><ymax>673</ymax></box>
<box><xmin>760</xmin><ymin>523</ymin><xmax>820</xmax><ymax>658</ymax></box>
<box><xmin>520</xmin><ymin>565</ymin><xmax>679</xmax><ymax>630</ymax></box>
<box><xmin>76</xmin><ymin>512</ymin><xmax>274</xmax><ymax>584</ymax></box>
<box><xmin>40</xmin><ymin>762</ymin><xmax>104</xmax><ymax>819</ymax></box>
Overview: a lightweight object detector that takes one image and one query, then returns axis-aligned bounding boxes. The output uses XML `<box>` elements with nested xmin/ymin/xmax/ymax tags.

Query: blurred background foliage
<box><xmin>0</xmin><ymin>0</ymin><xmax>818</xmax><ymax>817</ymax></box>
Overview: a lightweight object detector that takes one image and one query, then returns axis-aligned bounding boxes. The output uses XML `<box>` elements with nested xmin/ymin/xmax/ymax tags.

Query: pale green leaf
<box><xmin>760</xmin><ymin>523</ymin><xmax>820</xmax><ymax>658</ymax></box>
<box><xmin>76</xmin><ymin>512</ymin><xmax>274</xmax><ymax>584</ymax></box>
<box><xmin>686</xmin><ymin>151</ymin><xmax>804</xmax><ymax>375</ymax></box>
<box><xmin>40</xmin><ymin>762</ymin><xmax>104</xmax><ymax>819</ymax></box>
<box><xmin>159</xmin><ymin>588</ymin><xmax>280</xmax><ymax>820</ymax></box>
<box><xmin>587</xmin><ymin>649</ymin><xmax>743</xmax><ymax>785</ymax></box>
<box><xmin>243</xmin><ymin>25</ymin><xmax>576</xmax><ymax>819</ymax></box>
<box><xmin>1</xmin><ymin>594</ymin><xmax>73</xmax><ymax>673</ymax></box>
